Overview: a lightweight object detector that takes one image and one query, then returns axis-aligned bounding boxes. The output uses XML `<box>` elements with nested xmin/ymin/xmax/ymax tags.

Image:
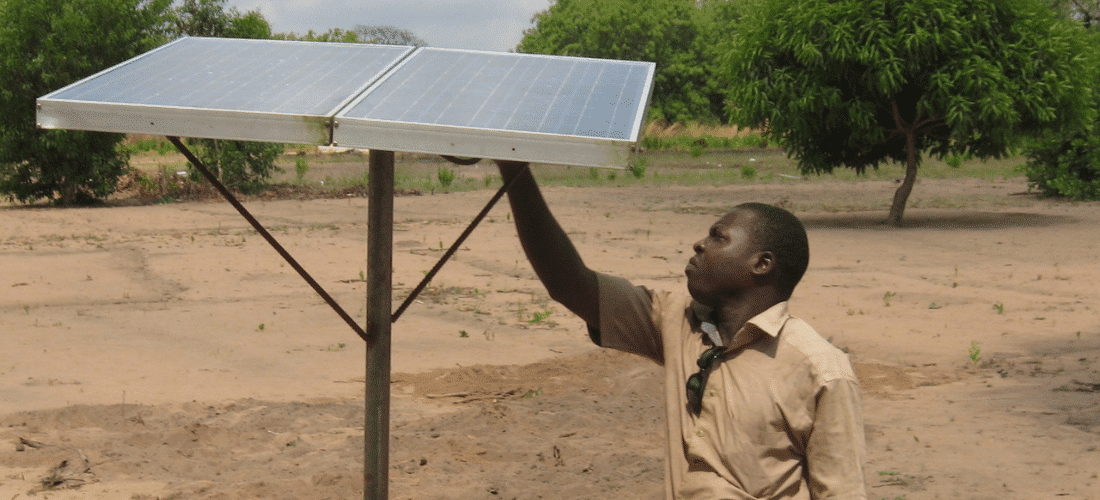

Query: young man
<box><xmin>495</xmin><ymin>160</ymin><xmax>866</xmax><ymax>500</ymax></box>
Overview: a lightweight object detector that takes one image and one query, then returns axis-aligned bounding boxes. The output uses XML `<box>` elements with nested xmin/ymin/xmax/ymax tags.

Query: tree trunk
<box><xmin>887</xmin><ymin>131</ymin><xmax>920</xmax><ymax>226</ymax></box>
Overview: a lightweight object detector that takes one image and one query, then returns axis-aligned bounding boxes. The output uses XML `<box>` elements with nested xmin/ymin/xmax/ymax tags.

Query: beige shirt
<box><xmin>594</xmin><ymin>273</ymin><xmax>866</xmax><ymax>500</ymax></box>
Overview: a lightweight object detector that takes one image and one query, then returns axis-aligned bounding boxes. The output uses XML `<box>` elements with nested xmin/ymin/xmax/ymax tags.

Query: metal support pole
<box><xmin>364</xmin><ymin>150</ymin><xmax>394</xmax><ymax>500</ymax></box>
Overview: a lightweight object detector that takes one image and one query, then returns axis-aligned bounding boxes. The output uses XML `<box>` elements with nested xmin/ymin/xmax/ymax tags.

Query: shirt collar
<box><xmin>691</xmin><ymin>301</ymin><xmax>791</xmax><ymax>348</ymax></box>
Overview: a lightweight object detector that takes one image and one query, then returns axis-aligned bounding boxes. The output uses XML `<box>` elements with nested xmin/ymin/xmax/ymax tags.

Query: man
<box><xmin>494</xmin><ymin>160</ymin><xmax>866</xmax><ymax>500</ymax></box>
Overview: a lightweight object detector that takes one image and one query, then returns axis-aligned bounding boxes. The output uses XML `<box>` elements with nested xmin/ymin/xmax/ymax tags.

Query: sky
<box><xmin>230</xmin><ymin>0</ymin><xmax>549</xmax><ymax>52</ymax></box>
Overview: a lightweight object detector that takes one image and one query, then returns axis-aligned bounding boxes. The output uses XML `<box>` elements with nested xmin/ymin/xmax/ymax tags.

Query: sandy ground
<box><xmin>1</xmin><ymin>170</ymin><xmax>1098</xmax><ymax>499</ymax></box>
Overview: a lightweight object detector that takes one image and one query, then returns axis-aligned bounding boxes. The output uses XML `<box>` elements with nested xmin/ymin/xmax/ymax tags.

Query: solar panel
<box><xmin>333</xmin><ymin>48</ymin><xmax>654</xmax><ymax>167</ymax></box>
<box><xmin>37</xmin><ymin>37</ymin><xmax>414</xmax><ymax>144</ymax></box>
<box><xmin>37</xmin><ymin>38</ymin><xmax>655</xmax><ymax>167</ymax></box>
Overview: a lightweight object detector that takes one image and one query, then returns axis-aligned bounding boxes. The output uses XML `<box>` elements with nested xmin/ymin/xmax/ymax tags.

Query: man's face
<box><xmin>684</xmin><ymin>209</ymin><xmax>761</xmax><ymax>307</ymax></box>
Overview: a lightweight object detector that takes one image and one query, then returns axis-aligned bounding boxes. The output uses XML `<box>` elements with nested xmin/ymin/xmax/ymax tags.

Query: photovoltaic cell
<box><xmin>46</xmin><ymin>37</ymin><xmax>412</xmax><ymax>115</ymax></box>
<box><xmin>333</xmin><ymin>48</ymin><xmax>654</xmax><ymax>166</ymax></box>
<box><xmin>37</xmin><ymin>37</ymin><xmax>414</xmax><ymax>144</ymax></box>
<box><xmin>338</xmin><ymin>48</ymin><xmax>651</xmax><ymax>141</ymax></box>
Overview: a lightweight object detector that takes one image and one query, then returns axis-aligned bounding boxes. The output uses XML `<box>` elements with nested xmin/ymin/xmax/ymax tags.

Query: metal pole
<box><xmin>364</xmin><ymin>150</ymin><xmax>394</xmax><ymax>500</ymax></box>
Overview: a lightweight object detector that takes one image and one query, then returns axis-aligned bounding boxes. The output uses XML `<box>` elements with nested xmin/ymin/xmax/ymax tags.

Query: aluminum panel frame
<box><xmin>334</xmin><ymin>118</ymin><xmax>635</xmax><ymax>168</ymax></box>
<box><xmin>38</xmin><ymin>100</ymin><xmax>334</xmax><ymax>145</ymax></box>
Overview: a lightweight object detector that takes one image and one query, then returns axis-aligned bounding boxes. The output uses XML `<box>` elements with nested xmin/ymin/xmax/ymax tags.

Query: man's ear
<box><xmin>751</xmin><ymin>251</ymin><xmax>776</xmax><ymax>277</ymax></box>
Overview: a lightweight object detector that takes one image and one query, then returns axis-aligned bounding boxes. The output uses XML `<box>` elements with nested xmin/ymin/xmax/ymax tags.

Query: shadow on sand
<box><xmin>800</xmin><ymin>210</ymin><xmax>1076</xmax><ymax>230</ymax></box>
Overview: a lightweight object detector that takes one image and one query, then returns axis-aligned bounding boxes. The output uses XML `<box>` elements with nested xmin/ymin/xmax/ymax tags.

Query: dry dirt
<box><xmin>1</xmin><ymin>169</ymin><xmax>1098</xmax><ymax>499</ymax></box>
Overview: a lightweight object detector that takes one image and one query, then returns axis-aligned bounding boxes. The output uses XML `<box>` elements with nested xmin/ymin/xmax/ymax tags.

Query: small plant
<box><xmin>520</xmin><ymin>388</ymin><xmax>543</xmax><ymax>399</ymax></box>
<box><xmin>968</xmin><ymin>341</ymin><xmax>981</xmax><ymax>364</ymax></box>
<box><xmin>741</xmin><ymin>166</ymin><xmax>757</xmax><ymax>179</ymax></box>
<box><xmin>529</xmin><ymin>309</ymin><xmax>552</xmax><ymax>324</ymax></box>
<box><xmin>928</xmin><ymin>302</ymin><xmax>941</xmax><ymax>309</ymax></box>
<box><xmin>588</xmin><ymin>167</ymin><xmax>600</xmax><ymax>180</ymax></box>
<box><xmin>883</xmin><ymin>291</ymin><xmax>896</xmax><ymax>307</ymax></box>
<box><xmin>945</xmin><ymin>154</ymin><xmax>962</xmax><ymax>168</ymax></box>
<box><xmin>436</xmin><ymin>166</ymin><xmax>455</xmax><ymax>188</ymax></box>
<box><xmin>690</xmin><ymin>143</ymin><xmax>705</xmax><ymax>157</ymax></box>
<box><xmin>294</xmin><ymin>157</ymin><xmax>310</xmax><ymax>184</ymax></box>
<box><xmin>993</xmin><ymin>303</ymin><xmax>1004</xmax><ymax>314</ymax></box>
<box><xmin>257</xmin><ymin>323</ymin><xmax>265</xmax><ymax>332</ymax></box>
<box><xmin>629</xmin><ymin>157</ymin><xmax>647</xmax><ymax>178</ymax></box>
<box><xmin>459</xmin><ymin>330</ymin><xmax>469</xmax><ymax>338</ymax></box>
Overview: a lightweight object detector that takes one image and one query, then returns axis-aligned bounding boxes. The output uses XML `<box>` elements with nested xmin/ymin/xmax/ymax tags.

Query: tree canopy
<box><xmin>724</xmin><ymin>0</ymin><xmax>1097</xmax><ymax>224</ymax></box>
<box><xmin>518</xmin><ymin>0</ymin><xmax>730</xmax><ymax>125</ymax></box>
<box><xmin>354</xmin><ymin>25</ymin><xmax>427</xmax><ymax>46</ymax></box>
<box><xmin>169</xmin><ymin>0</ymin><xmax>271</xmax><ymax>39</ymax></box>
<box><xmin>0</xmin><ymin>0</ymin><xmax>172</xmax><ymax>205</ymax></box>
<box><xmin>274</xmin><ymin>25</ymin><xmax>427</xmax><ymax>46</ymax></box>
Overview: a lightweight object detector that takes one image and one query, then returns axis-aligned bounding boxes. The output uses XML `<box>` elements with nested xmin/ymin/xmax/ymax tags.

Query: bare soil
<box><xmin>2</xmin><ymin>167</ymin><xmax>1098</xmax><ymax>499</ymax></box>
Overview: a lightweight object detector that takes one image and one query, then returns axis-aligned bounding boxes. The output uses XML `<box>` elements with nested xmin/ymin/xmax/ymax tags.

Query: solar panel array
<box><xmin>37</xmin><ymin>37</ymin><xmax>654</xmax><ymax>167</ymax></box>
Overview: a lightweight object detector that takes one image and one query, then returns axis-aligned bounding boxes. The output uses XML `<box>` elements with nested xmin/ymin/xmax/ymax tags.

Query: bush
<box><xmin>1023</xmin><ymin>133</ymin><xmax>1100</xmax><ymax>200</ymax></box>
<box><xmin>436</xmin><ymin>166</ymin><xmax>455</xmax><ymax>188</ymax></box>
<box><xmin>629</xmin><ymin>157</ymin><xmax>647</xmax><ymax>178</ymax></box>
<box><xmin>187</xmin><ymin>139</ymin><xmax>284</xmax><ymax>194</ymax></box>
<box><xmin>0</xmin><ymin>0</ymin><xmax>173</xmax><ymax>205</ymax></box>
<box><xmin>294</xmin><ymin>157</ymin><xmax>310</xmax><ymax>184</ymax></box>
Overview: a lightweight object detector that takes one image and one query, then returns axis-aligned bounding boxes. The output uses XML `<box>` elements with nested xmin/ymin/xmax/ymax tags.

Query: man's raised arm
<box><xmin>496</xmin><ymin>161</ymin><xmax>599</xmax><ymax>327</ymax></box>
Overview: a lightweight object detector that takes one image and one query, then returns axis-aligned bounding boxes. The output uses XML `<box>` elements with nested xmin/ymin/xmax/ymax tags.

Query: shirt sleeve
<box><xmin>806</xmin><ymin>377</ymin><xmax>868</xmax><ymax>500</ymax></box>
<box><xmin>591</xmin><ymin>272</ymin><xmax>664</xmax><ymax>365</ymax></box>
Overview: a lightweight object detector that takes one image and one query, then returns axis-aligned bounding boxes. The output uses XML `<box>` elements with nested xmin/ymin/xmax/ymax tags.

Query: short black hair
<box><xmin>735</xmin><ymin>202</ymin><xmax>809</xmax><ymax>298</ymax></box>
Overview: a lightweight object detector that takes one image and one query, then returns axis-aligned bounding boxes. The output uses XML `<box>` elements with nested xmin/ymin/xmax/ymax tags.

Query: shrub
<box><xmin>436</xmin><ymin>166</ymin><xmax>455</xmax><ymax>187</ymax></box>
<box><xmin>294</xmin><ymin>157</ymin><xmax>310</xmax><ymax>184</ymax></box>
<box><xmin>1023</xmin><ymin>133</ymin><xmax>1100</xmax><ymax>200</ymax></box>
<box><xmin>187</xmin><ymin>139</ymin><xmax>284</xmax><ymax>194</ymax></box>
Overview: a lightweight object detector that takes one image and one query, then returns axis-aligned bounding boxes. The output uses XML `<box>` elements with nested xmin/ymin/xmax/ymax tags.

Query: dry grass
<box><xmin>643</xmin><ymin>120</ymin><xmax>758</xmax><ymax>139</ymax></box>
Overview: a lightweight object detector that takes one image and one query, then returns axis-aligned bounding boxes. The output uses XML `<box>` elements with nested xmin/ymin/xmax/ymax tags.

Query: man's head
<box><xmin>685</xmin><ymin>202</ymin><xmax>809</xmax><ymax>306</ymax></box>
<box><xmin>735</xmin><ymin>202</ymin><xmax>809</xmax><ymax>298</ymax></box>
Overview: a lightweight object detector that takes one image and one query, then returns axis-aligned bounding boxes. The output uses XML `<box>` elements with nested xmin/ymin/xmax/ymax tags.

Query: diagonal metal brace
<box><xmin>167</xmin><ymin>136</ymin><xmax>369</xmax><ymax>343</ymax></box>
<box><xmin>390</xmin><ymin>162</ymin><xmax>527</xmax><ymax>323</ymax></box>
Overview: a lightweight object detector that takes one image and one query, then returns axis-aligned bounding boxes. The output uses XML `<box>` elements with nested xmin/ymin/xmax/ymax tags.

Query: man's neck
<box><xmin>712</xmin><ymin>291</ymin><xmax>783</xmax><ymax>346</ymax></box>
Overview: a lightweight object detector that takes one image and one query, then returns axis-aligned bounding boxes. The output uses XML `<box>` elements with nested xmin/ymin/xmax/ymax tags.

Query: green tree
<box><xmin>273</xmin><ymin>25</ymin><xmax>426</xmax><ymax>45</ymax></box>
<box><xmin>1042</xmin><ymin>0</ymin><xmax>1100</xmax><ymax>29</ymax></box>
<box><xmin>725</xmin><ymin>0</ymin><xmax>1096</xmax><ymax>225</ymax></box>
<box><xmin>0</xmin><ymin>0</ymin><xmax>172</xmax><ymax>205</ymax></box>
<box><xmin>169</xmin><ymin>0</ymin><xmax>271</xmax><ymax>39</ymax></box>
<box><xmin>1022</xmin><ymin>0</ymin><xmax>1100</xmax><ymax>200</ymax></box>
<box><xmin>273</xmin><ymin>27</ymin><xmax>360</xmax><ymax>42</ymax></box>
<box><xmin>354</xmin><ymin>25</ymin><xmax>427</xmax><ymax>46</ymax></box>
<box><xmin>518</xmin><ymin>0</ymin><xmax>726</xmax><ymax>124</ymax></box>
<box><xmin>171</xmin><ymin>0</ymin><xmax>283</xmax><ymax>193</ymax></box>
